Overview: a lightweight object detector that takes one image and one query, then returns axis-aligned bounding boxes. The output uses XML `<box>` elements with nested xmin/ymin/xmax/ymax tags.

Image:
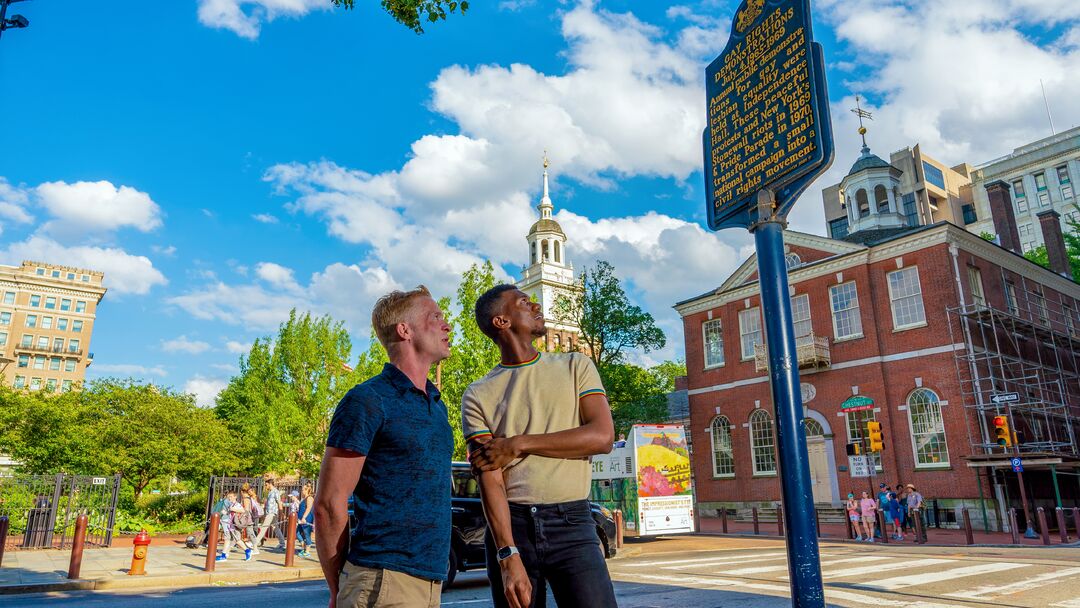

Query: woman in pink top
<box><xmin>859</xmin><ymin>491</ymin><xmax>877</xmax><ymax>542</ymax></box>
<box><xmin>845</xmin><ymin>493</ymin><xmax>862</xmax><ymax>540</ymax></box>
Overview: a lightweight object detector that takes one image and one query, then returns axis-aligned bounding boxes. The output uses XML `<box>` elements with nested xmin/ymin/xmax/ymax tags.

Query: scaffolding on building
<box><xmin>947</xmin><ymin>271</ymin><xmax>1080</xmax><ymax>459</ymax></box>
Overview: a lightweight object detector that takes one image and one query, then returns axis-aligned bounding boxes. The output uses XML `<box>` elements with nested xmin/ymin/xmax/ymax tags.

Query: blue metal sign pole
<box><xmin>751</xmin><ymin>191</ymin><xmax>825</xmax><ymax>607</ymax></box>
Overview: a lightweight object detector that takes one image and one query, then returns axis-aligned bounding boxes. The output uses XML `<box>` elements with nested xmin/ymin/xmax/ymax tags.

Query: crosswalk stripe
<box><xmin>781</xmin><ymin>558</ymin><xmax>953</xmax><ymax>580</ymax></box>
<box><xmin>663</xmin><ymin>554</ymin><xmax>792</xmax><ymax>571</ymax></box>
<box><xmin>945</xmin><ymin>566</ymin><xmax>1080</xmax><ymax>600</ymax></box>
<box><xmin>1050</xmin><ymin>599</ymin><xmax>1080</xmax><ymax>608</ymax></box>
<box><xmin>621</xmin><ymin>551</ymin><xmax>787</xmax><ymax>568</ymax></box>
<box><xmin>725</xmin><ymin>555</ymin><xmax>889</xmax><ymax>576</ymax></box>
<box><xmin>627</xmin><ymin>573</ymin><xmax>969</xmax><ymax>608</ymax></box>
<box><xmin>861</xmin><ymin>562</ymin><xmax>1028</xmax><ymax>590</ymax></box>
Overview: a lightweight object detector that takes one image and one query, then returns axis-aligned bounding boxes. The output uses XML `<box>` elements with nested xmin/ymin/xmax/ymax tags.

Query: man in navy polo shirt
<box><xmin>314</xmin><ymin>286</ymin><xmax>453</xmax><ymax>608</ymax></box>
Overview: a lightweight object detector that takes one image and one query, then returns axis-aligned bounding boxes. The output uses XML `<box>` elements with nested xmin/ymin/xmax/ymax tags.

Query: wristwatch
<box><xmin>496</xmin><ymin>546</ymin><xmax>520</xmax><ymax>562</ymax></box>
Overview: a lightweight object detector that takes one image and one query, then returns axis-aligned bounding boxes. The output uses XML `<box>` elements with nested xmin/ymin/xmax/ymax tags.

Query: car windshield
<box><xmin>452</xmin><ymin>469</ymin><xmax>480</xmax><ymax>498</ymax></box>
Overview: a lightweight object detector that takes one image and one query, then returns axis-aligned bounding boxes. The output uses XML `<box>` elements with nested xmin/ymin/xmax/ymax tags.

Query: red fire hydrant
<box><xmin>128</xmin><ymin>529</ymin><xmax>151</xmax><ymax>575</ymax></box>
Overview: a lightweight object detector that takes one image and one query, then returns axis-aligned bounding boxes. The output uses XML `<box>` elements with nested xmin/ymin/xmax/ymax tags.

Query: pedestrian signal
<box><xmin>867</xmin><ymin>421</ymin><xmax>884</xmax><ymax>452</ymax></box>
<box><xmin>993</xmin><ymin>415</ymin><xmax>1012</xmax><ymax>448</ymax></box>
<box><xmin>845</xmin><ymin>442</ymin><xmax>861</xmax><ymax>456</ymax></box>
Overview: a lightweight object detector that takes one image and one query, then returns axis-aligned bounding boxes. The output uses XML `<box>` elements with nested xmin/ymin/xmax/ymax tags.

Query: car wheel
<box><xmin>445</xmin><ymin>545</ymin><xmax>458</xmax><ymax>589</ymax></box>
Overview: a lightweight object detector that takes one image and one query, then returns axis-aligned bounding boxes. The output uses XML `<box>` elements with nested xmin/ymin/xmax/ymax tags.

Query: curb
<box><xmin>691</xmin><ymin>531</ymin><xmax>1080</xmax><ymax>549</ymax></box>
<box><xmin>0</xmin><ymin>566</ymin><xmax>325</xmax><ymax>595</ymax></box>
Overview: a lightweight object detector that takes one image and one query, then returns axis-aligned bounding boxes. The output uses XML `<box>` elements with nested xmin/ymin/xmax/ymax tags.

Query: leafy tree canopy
<box><xmin>332</xmin><ymin>0</ymin><xmax>468</xmax><ymax>33</ymax></box>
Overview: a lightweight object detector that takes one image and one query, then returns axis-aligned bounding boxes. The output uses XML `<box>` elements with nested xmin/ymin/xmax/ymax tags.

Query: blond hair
<box><xmin>371</xmin><ymin>285</ymin><xmax>432</xmax><ymax>349</ymax></box>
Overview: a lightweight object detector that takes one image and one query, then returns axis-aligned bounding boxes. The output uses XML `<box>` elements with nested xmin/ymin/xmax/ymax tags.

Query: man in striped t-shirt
<box><xmin>463</xmin><ymin>285</ymin><xmax>617</xmax><ymax>608</ymax></box>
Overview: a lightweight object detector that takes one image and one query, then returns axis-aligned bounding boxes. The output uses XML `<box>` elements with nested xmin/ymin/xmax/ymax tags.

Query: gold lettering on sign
<box><xmin>708</xmin><ymin>6</ymin><xmax>818</xmax><ymax>214</ymax></box>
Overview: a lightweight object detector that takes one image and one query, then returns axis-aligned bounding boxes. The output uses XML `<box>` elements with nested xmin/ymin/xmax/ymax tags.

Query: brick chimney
<box><xmin>985</xmin><ymin>181</ymin><xmax>1021</xmax><ymax>254</ymax></box>
<box><xmin>674</xmin><ymin>375</ymin><xmax>688</xmax><ymax>392</ymax></box>
<box><xmin>1037</xmin><ymin>210</ymin><xmax>1071</xmax><ymax>277</ymax></box>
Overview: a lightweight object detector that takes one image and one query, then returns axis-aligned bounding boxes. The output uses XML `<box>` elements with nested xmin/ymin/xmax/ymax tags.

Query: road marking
<box><xmin>724</xmin><ymin>555</ymin><xmax>888</xmax><ymax>576</ymax></box>
<box><xmin>945</xmin><ymin>566</ymin><xmax>1080</xmax><ymax>599</ymax></box>
<box><xmin>816</xmin><ymin>558</ymin><xmax>954</xmax><ymax>579</ymax></box>
<box><xmin>621</xmin><ymin>551</ymin><xmax>787</xmax><ymax>568</ymax></box>
<box><xmin>860</xmin><ymin>562</ymin><xmax>1028</xmax><ymax>590</ymax></box>
<box><xmin>628</xmin><ymin>573</ymin><xmax>969</xmax><ymax>607</ymax></box>
<box><xmin>662</xmin><ymin>554</ymin><xmax>793</xmax><ymax>571</ymax></box>
<box><xmin>1050</xmin><ymin>599</ymin><xmax>1080</xmax><ymax>608</ymax></box>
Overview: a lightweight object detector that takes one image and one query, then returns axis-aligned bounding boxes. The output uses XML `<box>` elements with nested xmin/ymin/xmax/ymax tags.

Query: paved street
<box><xmin>2</xmin><ymin>536</ymin><xmax>1078</xmax><ymax>607</ymax></box>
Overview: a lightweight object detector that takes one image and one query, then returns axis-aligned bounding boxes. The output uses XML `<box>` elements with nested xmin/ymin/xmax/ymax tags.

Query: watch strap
<box><xmin>497</xmin><ymin>546</ymin><xmax>520</xmax><ymax>561</ymax></box>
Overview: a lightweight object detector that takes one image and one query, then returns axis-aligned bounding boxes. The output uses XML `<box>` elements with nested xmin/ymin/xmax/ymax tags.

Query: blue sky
<box><xmin>2</xmin><ymin>0</ymin><xmax>1079</xmax><ymax>405</ymax></box>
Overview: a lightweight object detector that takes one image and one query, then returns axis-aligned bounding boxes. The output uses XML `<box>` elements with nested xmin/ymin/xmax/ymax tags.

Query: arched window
<box><xmin>785</xmin><ymin>253</ymin><xmax>802</xmax><ymax>269</ymax></box>
<box><xmin>749</xmin><ymin>410</ymin><xmax>777</xmax><ymax>475</ymax></box>
<box><xmin>874</xmin><ymin>185</ymin><xmax>889</xmax><ymax>212</ymax></box>
<box><xmin>554</xmin><ymin>240</ymin><xmax>561</xmax><ymax>264</ymax></box>
<box><xmin>553</xmin><ymin>334</ymin><xmax>561</xmax><ymax>350</ymax></box>
<box><xmin>907</xmin><ymin>388</ymin><xmax>949</xmax><ymax>466</ymax></box>
<box><xmin>710</xmin><ymin>416</ymin><xmax>735</xmax><ymax>478</ymax></box>
<box><xmin>803</xmin><ymin>418</ymin><xmax>824</xmax><ymax>438</ymax></box>
<box><xmin>531</xmin><ymin>241</ymin><xmax>538</xmax><ymax>265</ymax></box>
<box><xmin>856</xmin><ymin>189</ymin><xmax>870</xmax><ymax>218</ymax></box>
<box><xmin>542</xmin><ymin>240</ymin><xmax>550</xmax><ymax>261</ymax></box>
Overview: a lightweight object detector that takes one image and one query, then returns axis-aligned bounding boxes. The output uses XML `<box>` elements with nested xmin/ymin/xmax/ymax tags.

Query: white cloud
<box><xmin>36</xmin><ymin>180</ymin><xmax>163</xmax><ymax>241</ymax></box>
<box><xmin>0</xmin><ymin>178</ymin><xmax>34</xmax><ymax>233</ymax></box>
<box><xmin>152</xmin><ymin>245</ymin><xmax>177</xmax><ymax>256</ymax></box>
<box><xmin>196</xmin><ymin>0</ymin><xmax>328</xmax><ymax>40</ymax></box>
<box><xmin>162</xmin><ymin>335</ymin><xmax>212</xmax><ymax>354</ymax></box>
<box><xmin>252</xmin><ymin>213</ymin><xmax>279</xmax><ymax>224</ymax></box>
<box><xmin>91</xmin><ymin>363</ymin><xmax>168</xmax><ymax>377</ymax></box>
<box><xmin>184</xmin><ymin>375</ymin><xmax>228</xmax><ymax>408</ymax></box>
<box><xmin>255</xmin><ymin>261</ymin><xmax>302</xmax><ymax>292</ymax></box>
<box><xmin>211</xmin><ymin>362</ymin><xmax>239</xmax><ymax>373</ymax></box>
<box><xmin>224</xmin><ymin>340</ymin><xmax>251</xmax><ymax>354</ymax></box>
<box><xmin>0</xmin><ymin>235</ymin><xmax>167</xmax><ymax>295</ymax></box>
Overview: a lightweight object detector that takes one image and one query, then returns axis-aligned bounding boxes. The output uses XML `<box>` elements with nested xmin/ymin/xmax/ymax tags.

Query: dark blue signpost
<box><xmin>702</xmin><ymin>1</ymin><xmax>834</xmax><ymax>605</ymax></box>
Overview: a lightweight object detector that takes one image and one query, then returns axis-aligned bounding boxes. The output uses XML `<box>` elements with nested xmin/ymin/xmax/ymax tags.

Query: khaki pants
<box><xmin>337</xmin><ymin>561</ymin><xmax>441</xmax><ymax>608</ymax></box>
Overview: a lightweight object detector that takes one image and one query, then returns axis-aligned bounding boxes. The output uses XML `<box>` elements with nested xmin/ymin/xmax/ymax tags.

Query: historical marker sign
<box><xmin>703</xmin><ymin>0</ymin><xmax>834</xmax><ymax>230</ymax></box>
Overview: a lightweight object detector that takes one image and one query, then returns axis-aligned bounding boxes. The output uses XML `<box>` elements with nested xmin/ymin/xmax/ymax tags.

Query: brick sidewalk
<box><xmin>698</xmin><ymin>516</ymin><xmax>1080</xmax><ymax>547</ymax></box>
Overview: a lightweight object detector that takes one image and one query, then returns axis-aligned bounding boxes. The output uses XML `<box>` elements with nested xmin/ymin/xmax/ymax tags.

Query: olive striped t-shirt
<box><xmin>461</xmin><ymin>352</ymin><xmax>606</xmax><ymax>504</ymax></box>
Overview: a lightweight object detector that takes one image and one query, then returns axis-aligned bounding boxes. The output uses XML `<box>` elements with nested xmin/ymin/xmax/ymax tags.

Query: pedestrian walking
<box><xmin>896</xmin><ymin>484</ymin><xmax>910</xmax><ymax>533</ymax></box>
<box><xmin>234</xmin><ymin>483</ymin><xmax>259</xmax><ymax>559</ymax></box>
<box><xmin>887</xmin><ymin>492</ymin><xmax>904</xmax><ymax>540</ymax></box>
<box><xmin>860</xmin><ymin>491</ymin><xmax>877</xmax><ymax>542</ymax></box>
<box><xmin>465</xmin><ymin>285</ymin><xmax>618</xmax><ymax>608</ymax></box>
<box><xmin>876</xmin><ymin>484</ymin><xmax>890</xmax><ymax>539</ymax></box>
<box><xmin>216</xmin><ymin>490</ymin><xmax>247</xmax><ymax>561</ymax></box>
<box><xmin>243</xmin><ymin>485</ymin><xmax>264</xmax><ymax>555</ymax></box>
<box><xmin>314</xmin><ymin>286</ymin><xmax>453</xmax><ymax>608</ymax></box>
<box><xmin>906</xmin><ymin>484</ymin><xmax>926</xmax><ymax>542</ymax></box>
<box><xmin>846</xmin><ymin>493</ymin><xmax>862</xmax><ymax>540</ymax></box>
<box><xmin>295</xmin><ymin>484</ymin><xmax>315</xmax><ymax>558</ymax></box>
<box><xmin>253</xmin><ymin>478</ymin><xmax>283</xmax><ymax>549</ymax></box>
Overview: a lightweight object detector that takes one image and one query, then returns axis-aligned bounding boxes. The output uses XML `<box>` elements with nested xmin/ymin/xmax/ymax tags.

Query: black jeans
<box><xmin>485</xmin><ymin>500</ymin><xmax>617</xmax><ymax>608</ymax></box>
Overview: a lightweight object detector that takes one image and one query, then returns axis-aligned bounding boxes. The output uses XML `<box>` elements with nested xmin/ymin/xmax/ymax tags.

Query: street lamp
<box><xmin>0</xmin><ymin>0</ymin><xmax>31</xmax><ymax>42</ymax></box>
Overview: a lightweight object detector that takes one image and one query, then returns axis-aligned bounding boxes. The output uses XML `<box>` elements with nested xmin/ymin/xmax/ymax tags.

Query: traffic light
<box><xmin>845</xmin><ymin>442</ymin><xmax>862</xmax><ymax>456</ymax></box>
<box><xmin>993</xmin><ymin>415</ymin><xmax>1012</xmax><ymax>448</ymax></box>
<box><xmin>867</xmin><ymin>421</ymin><xmax>884</xmax><ymax>452</ymax></box>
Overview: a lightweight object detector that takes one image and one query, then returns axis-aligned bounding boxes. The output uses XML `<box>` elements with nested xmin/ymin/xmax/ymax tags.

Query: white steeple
<box><xmin>526</xmin><ymin>151</ymin><xmax>568</xmax><ymax>268</ymax></box>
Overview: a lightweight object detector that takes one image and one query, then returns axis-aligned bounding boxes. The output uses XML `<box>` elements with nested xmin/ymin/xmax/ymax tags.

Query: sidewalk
<box><xmin>698</xmin><ymin>516</ymin><xmax>1080</xmax><ymax>547</ymax></box>
<box><xmin>0</xmin><ymin>539</ymin><xmax>323</xmax><ymax>595</ymax></box>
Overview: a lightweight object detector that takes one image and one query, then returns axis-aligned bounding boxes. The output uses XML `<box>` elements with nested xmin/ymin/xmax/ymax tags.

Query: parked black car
<box><xmin>447</xmin><ymin>461</ymin><xmax>616</xmax><ymax>588</ymax></box>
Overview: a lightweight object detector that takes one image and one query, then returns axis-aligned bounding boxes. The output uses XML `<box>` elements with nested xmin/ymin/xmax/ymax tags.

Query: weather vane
<box><xmin>543</xmin><ymin>149</ymin><xmax>549</xmax><ymax>169</ymax></box>
<box><xmin>851</xmin><ymin>94</ymin><xmax>873</xmax><ymax>149</ymax></box>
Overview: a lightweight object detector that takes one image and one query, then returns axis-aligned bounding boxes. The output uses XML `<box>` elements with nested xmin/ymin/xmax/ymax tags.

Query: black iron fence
<box><xmin>0</xmin><ymin>474</ymin><xmax>121</xmax><ymax>550</ymax></box>
<box><xmin>200</xmin><ymin>476</ymin><xmax>317</xmax><ymax>547</ymax></box>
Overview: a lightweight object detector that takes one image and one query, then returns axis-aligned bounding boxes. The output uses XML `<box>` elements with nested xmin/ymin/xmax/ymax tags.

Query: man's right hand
<box><xmin>500</xmin><ymin>555</ymin><xmax>532</xmax><ymax>608</ymax></box>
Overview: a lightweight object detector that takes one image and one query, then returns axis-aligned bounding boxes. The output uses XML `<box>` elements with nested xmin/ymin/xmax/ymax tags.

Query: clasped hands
<box><xmin>468</xmin><ymin>435</ymin><xmax>523</xmax><ymax>473</ymax></box>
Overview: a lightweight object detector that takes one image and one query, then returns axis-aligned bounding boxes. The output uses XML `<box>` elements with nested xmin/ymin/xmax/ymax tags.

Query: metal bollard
<box><xmin>614</xmin><ymin>510</ymin><xmax>624</xmax><ymax>548</ymax></box>
<box><xmin>914</xmin><ymin>510</ymin><xmax>926</xmax><ymax>544</ymax></box>
<box><xmin>67</xmin><ymin>514</ymin><xmax>88</xmax><ymax>579</ymax></box>
<box><xmin>752</xmin><ymin>507</ymin><xmax>759</xmax><ymax>535</ymax></box>
<box><xmin>962</xmin><ymin>508</ymin><xmax>974</xmax><ymax>545</ymax></box>
<box><xmin>1073</xmin><ymin>508</ymin><xmax>1080</xmax><ymax>540</ymax></box>
<box><xmin>721</xmin><ymin>508</ymin><xmax>728</xmax><ymax>534</ymax></box>
<box><xmin>777</xmin><ymin>507</ymin><xmax>784</xmax><ymax>537</ymax></box>
<box><xmin>0</xmin><ymin>515</ymin><xmax>8</xmax><ymax>568</ymax></box>
<box><xmin>1057</xmin><ymin>508</ymin><xmax>1070</xmax><ymax>544</ymax></box>
<box><xmin>204</xmin><ymin>513</ymin><xmax>220</xmax><ymax>572</ymax></box>
<box><xmin>1009</xmin><ymin>508</ymin><xmax>1019</xmax><ymax>545</ymax></box>
<box><xmin>1037</xmin><ymin>508</ymin><xmax>1051</xmax><ymax>545</ymax></box>
<box><xmin>877</xmin><ymin>511</ymin><xmax>889</xmax><ymax>544</ymax></box>
<box><xmin>284</xmin><ymin>512</ymin><xmax>298</xmax><ymax>567</ymax></box>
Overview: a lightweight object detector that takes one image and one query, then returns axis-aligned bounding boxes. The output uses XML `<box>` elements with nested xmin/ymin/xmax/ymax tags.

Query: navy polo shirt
<box><xmin>326</xmin><ymin>363</ymin><xmax>453</xmax><ymax>581</ymax></box>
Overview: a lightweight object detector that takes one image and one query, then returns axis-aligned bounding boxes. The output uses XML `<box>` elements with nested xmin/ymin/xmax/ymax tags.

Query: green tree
<box><xmin>1023</xmin><ymin>215</ymin><xmax>1080</xmax><ymax>281</ymax></box>
<box><xmin>215</xmin><ymin>309</ymin><xmax>364</xmax><ymax>476</ymax></box>
<box><xmin>601</xmin><ymin>360</ymin><xmax>687</xmax><ymax>438</ymax></box>
<box><xmin>332</xmin><ymin>0</ymin><xmax>468</xmax><ymax>33</ymax></box>
<box><xmin>553</xmin><ymin>260</ymin><xmax>666</xmax><ymax>369</ymax></box>
<box><xmin>0</xmin><ymin>386</ymin><xmax>98</xmax><ymax>474</ymax></box>
<box><xmin>437</xmin><ymin>261</ymin><xmax>502</xmax><ymax>459</ymax></box>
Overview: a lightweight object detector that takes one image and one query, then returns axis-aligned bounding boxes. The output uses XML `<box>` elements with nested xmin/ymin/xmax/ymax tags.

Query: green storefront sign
<box><xmin>840</xmin><ymin>395</ymin><xmax>874</xmax><ymax>412</ymax></box>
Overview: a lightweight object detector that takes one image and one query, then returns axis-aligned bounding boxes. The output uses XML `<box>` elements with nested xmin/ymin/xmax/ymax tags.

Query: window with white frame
<box><xmin>57</xmin><ymin>318</ymin><xmax>68</xmax><ymax>331</ymax></box>
<box><xmin>29</xmin><ymin>377</ymin><xmax>41</xmax><ymax>390</ymax></box>
<box><xmin>908</xmin><ymin>388</ymin><xmax>949</xmax><ymax>467</ymax></box>
<box><xmin>829</xmin><ymin>282</ymin><xmax>862</xmax><ymax>339</ymax></box>
<box><xmin>16</xmin><ymin>355</ymin><xmax>28</xmax><ymax>368</ymax></box>
<box><xmin>72</xmin><ymin>320</ymin><xmax>83</xmax><ymax>333</ymax></box>
<box><xmin>61</xmin><ymin>380</ymin><xmax>72</xmax><ymax>392</ymax></box>
<box><xmin>64</xmin><ymin>359</ymin><xmax>76</xmax><ymax>373</ymax></box>
<box><xmin>41</xmin><ymin>316</ymin><xmax>53</xmax><ymax>330</ymax></box>
<box><xmin>33</xmin><ymin>355</ymin><xmax>44</xmax><ymax>370</ymax></box>
<box><xmin>0</xmin><ymin>312</ymin><xmax>9</xmax><ymax>326</ymax></box>
<box><xmin>1005</xmin><ymin>282</ymin><xmax>1019</xmax><ymax>315</ymax></box>
<box><xmin>75</xmin><ymin>301</ymin><xmax>86</xmax><ymax>313</ymax></box>
<box><xmin>2</xmin><ymin>291</ymin><xmax>13</xmax><ymax>304</ymax></box>
<box><xmin>739</xmin><ymin>308</ymin><xmax>763</xmax><ymax>360</ymax></box>
<box><xmin>1032</xmin><ymin>293</ymin><xmax>1048</xmax><ymax>326</ymax></box>
<box><xmin>60</xmin><ymin>299</ymin><xmax>71</xmax><ymax>311</ymax></box>
<box><xmin>968</xmin><ymin>267</ymin><xmax>985</xmax><ymax>306</ymax></box>
<box><xmin>846</xmin><ymin>409</ymin><xmax>883</xmax><ymax>470</ymax></box>
<box><xmin>887</xmin><ymin>267</ymin><xmax>926</xmax><ymax>329</ymax></box>
<box><xmin>20</xmin><ymin>334</ymin><xmax>31</xmax><ymax>347</ymax></box>
<box><xmin>749</xmin><ymin>409</ymin><xmax>777</xmax><ymax>475</ymax></box>
<box><xmin>13</xmin><ymin>376</ymin><xmax>25</xmax><ymax>389</ymax></box>
<box><xmin>791</xmin><ymin>294</ymin><xmax>812</xmax><ymax>340</ymax></box>
<box><xmin>710</xmin><ymin>416</ymin><xmax>735</xmax><ymax>477</ymax></box>
<box><xmin>52</xmin><ymin>338</ymin><xmax>63</xmax><ymax>351</ymax></box>
<box><xmin>68</xmin><ymin>339</ymin><xmax>80</xmax><ymax>353</ymax></box>
<box><xmin>703</xmin><ymin>319</ymin><xmax>724</xmax><ymax>368</ymax></box>
<box><xmin>49</xmin><ymin>357</ymin><xmax>60</xmax><ymax>371</ymax></box>
<box><xmin>0</xmin><ymin>332</ymin><xmax>6</xmax><ymax>346</ymax></box>
<box><xmin>44</xmin><ymin>297</ymin><xmax>56</xmax><ymax>310</ymax></box>
<box><xmin>29</xmin><ymin>295</ymin><xmax>40</xmax><ymax>307</ymax></box>
<box><xmin>1065</xmin><ymin>305</ymin><xmax>1077</xmax><ymax>336</ymax></box>
<box><xmin>35</xmin><ymin>336</ymin><xmax>47</xmax><ymax>349</ymax></box>
<box><xmin>46</xmin><ymin>378</ymin><xmax>57</xmax><ymax>392</ymax></box>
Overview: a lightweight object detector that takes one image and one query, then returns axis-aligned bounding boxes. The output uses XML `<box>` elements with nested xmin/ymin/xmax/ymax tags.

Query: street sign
<box><xmin>702</xmin><ymin>0</ymin><xmax>835</xmax><ymax>230</ymax></box>
<box><xmin>849</xmin><ymin>455</ymin><xmax>874</xmax><ymax>478</ymax></box>
<box><xmin>92</xmin><ymin>477</ymin><xmax>107</xmax><ymax>485</ymax></box>
<box><xmin>840</xmin><ymin>395</ymin><xmax>874</xmax><ymax>412</ymax></box>
<box><xmin>1011</xmin><ymin>457</ymin><xmax>1023</xmax><ymax>473</ymax></box>
<box><xmin>991</xmin><ymin>392</ymin><xmax>1020</xmax><ymax>404</ymax></box>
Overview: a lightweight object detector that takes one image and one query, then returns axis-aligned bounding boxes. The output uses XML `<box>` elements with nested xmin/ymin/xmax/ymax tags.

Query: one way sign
<box><xmin>991</xmin><ymin>392</ymin><xmax>1020</xmax><ymax>404</ymax></box>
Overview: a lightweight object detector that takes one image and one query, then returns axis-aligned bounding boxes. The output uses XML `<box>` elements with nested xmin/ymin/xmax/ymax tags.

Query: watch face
<box><xmin>497</xmin><ymin>547</ymin><xmax>513</xmax><ymax>560</ymax></box>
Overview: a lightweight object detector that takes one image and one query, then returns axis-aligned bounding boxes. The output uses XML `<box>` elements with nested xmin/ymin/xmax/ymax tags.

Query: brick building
<box><xmin>675</xmin><ymin>213</ymin><xmax>1080</xmax><ymax>529</ymax></box>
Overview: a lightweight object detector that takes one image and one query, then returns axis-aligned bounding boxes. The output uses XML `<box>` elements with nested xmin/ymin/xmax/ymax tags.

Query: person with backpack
<box><xmin>232</xmin><ymin>483</ymin><xmax>258</xmax><ymax>559</ymax></box>
<box><xmin>253</xmin><ymin>478</ymin><xmax>283</xmax><ymax>549</ymax></box>
<box><xmin>216</xmin><ymin>490</ymin><xmax>248</xmax><ymax>561</ymax></box>
<box><xmin>244</xmin><ymin>485</ymin><xmax>265</xmax><ymax>555</ymax></box>
<box><xmin>887</xmin><ymin>492</ymin><xmax>904</xmax><ymax>541</ymax></box>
